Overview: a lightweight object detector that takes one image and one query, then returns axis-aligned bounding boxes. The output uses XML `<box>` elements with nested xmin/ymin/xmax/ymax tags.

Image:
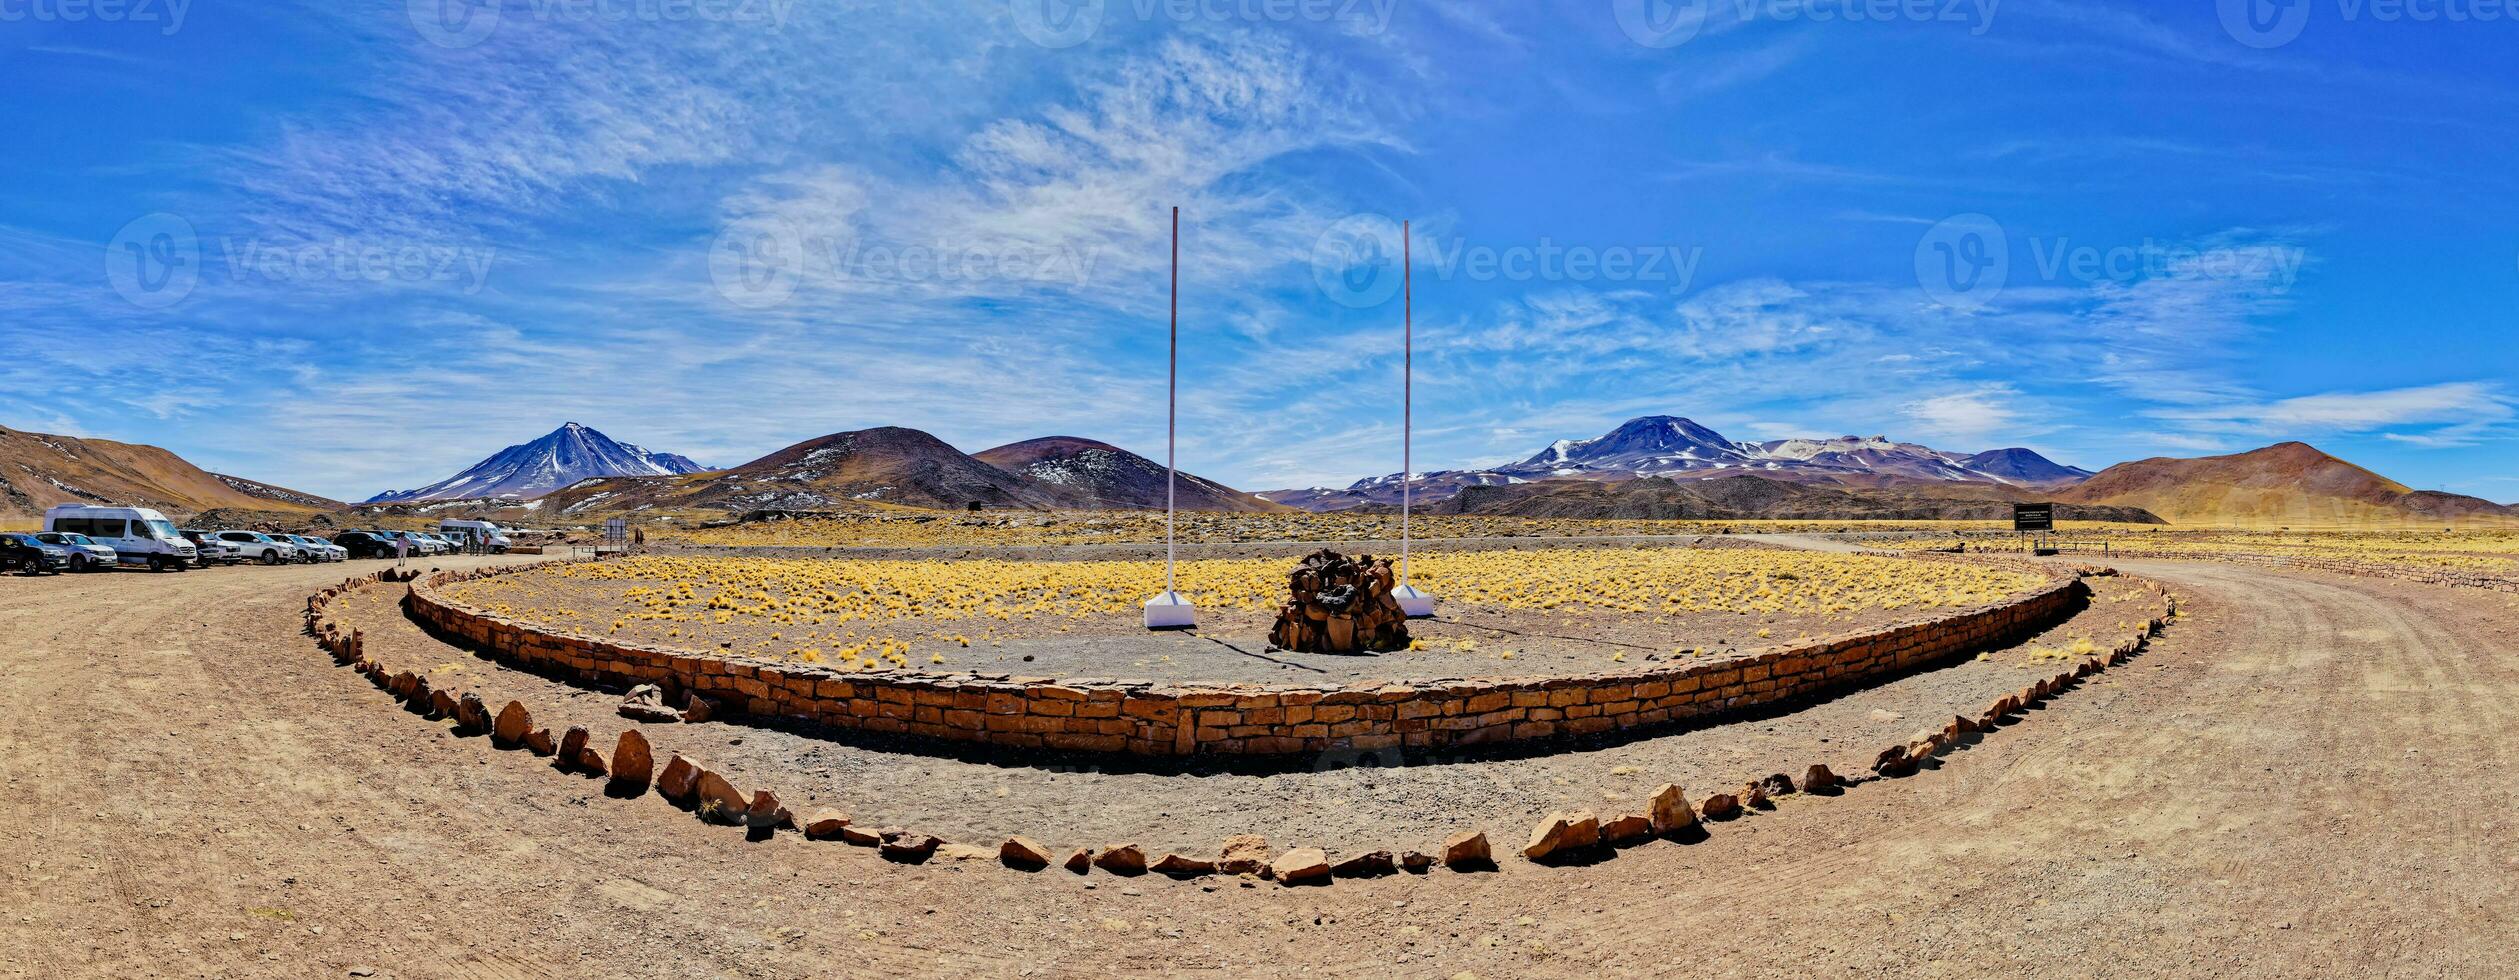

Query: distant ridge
<box><xmin>524</xmin><ymin>426</ymin><xmax>1279</xmax><ymax>518</ymax></box>
<box><xmin>2060</xmin><ymin>442</ymin><xmax>2517</xmax><ymax>526</ymax></box>
<box><xmin>0</xmin><ymin>425</ymin><xmax>340</xmax><ymax>521</ymax></box>
<box><xmin>1263</xmin><ymin>415</ymin><xmax>2091</xmax><ymax>511</ymax></box>
<box><xmin>974</xmin><ymin>437</ymin><xmax>1283</xmax><ymax>513</ymax></box>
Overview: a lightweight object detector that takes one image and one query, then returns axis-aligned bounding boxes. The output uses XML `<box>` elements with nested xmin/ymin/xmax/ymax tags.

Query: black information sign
<box><xmin>2014</xmin><ymin>503</ymin><xmax>2055</xmax><ymax>532</ymax></box>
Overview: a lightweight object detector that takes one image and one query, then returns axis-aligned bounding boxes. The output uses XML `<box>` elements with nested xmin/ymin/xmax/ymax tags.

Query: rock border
<box><xmin>403</xmin><ymin>558</ymin><xmax>2089</xmax><ymax>757</ymax></box>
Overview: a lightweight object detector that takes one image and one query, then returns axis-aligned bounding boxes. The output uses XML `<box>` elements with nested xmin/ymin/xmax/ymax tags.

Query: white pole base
<box><xmin>1143</xmin><ymin>591</ymin><xmax>1198</xmax><ymax>630</ymax></box>
<box><xmin>1393</xmin><ymin>584</ymin><xmax>1437</xmax><ymax>619</ymax></box>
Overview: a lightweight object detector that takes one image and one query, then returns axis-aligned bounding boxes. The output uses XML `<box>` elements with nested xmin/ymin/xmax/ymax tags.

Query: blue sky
<box><xmin>3</xmin><ymin>0</ymin><xmax>2515</xmax><ymax>502</ymax></box>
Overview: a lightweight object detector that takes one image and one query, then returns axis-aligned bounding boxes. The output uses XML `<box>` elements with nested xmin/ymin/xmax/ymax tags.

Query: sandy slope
<box><xmin>2</xmin><ymin>556</ymin><xmax>2514</xmax><ymax>977</ymax></box>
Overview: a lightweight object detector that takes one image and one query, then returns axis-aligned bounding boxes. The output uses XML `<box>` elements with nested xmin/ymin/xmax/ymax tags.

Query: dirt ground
<box><xmin>5</xmin><ymin>554</ymin><xmax>2518</xmax><ymax>977</ymax></box>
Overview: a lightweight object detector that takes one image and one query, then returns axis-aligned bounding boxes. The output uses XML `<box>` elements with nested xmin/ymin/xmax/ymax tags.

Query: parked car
<box><xmin>418</xmin><ymin>532</ymin><xmax>459</xmax><ymax>555</ymax></box>
<box><xmin>289</xmin><ymin>535</ymin><xmax>349</xmax><ymax>562</ymax></box>
<box><xmin>372</xmin><ymin>530</ymin><xmax>434</xmax><ymax>557</ymax></box>
<box><xmin>179</xmin><ymin>529</ymin><xmax>243</xmax><ymax>566</ymax></box>
<box><xmin>211</xmin><ymin>530</ymin><xmax>296</xmax><ymax>565</ymax></box>
<box><xmin>1</xmin><ymin>533</ymin><xmax>71</xmax><ymax>575</ymax></box>
<box><xmin>33</xmin><ymin>531</ymin><xmax>118</xmax><ymax>572</ymax></box>
<box><xmin>43</xmin><ymin>505</ymin><xmax>197</xmax><ymax>572</ymax></box>
<box><xmin>330</xmin><ymin>530</ymin><xmax>398</xmax><ymax>559</ymax></box>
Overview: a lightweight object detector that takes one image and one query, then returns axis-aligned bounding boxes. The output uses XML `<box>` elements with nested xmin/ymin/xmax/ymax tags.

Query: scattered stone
<box><xmin>1522</xmin><ymin>811</ymin><xmax>1601</xmax><ymax>862</ymax></box>
<box><xmin>1442</xmin><ymin>830</ymin><xmax>1492</xmax><ymax>868</ymax></box>
<box><xmin>1873</xmin><ymin>746</ymin><xmax>1915</xmax><ymax>778</ymax></box>
<box><xmin>1800</xmin><ymin>764</ymin><xmax>1839</xmax><ymax>793</ymax></box>
<box><xmin>1217</xmin><ymin>834</ymin><xmax>1269</xmax><ymax>875</ymax></box>
<box><xmin>1945</xmin><ymin>715</ymin><xmax>1975</xmax><ymax>740</ymax></box>
<box><xmin>1757</xmin><ymin>773</ymin><xmax>1797</xmax><ymax>798</ymax></box>
<box><xmin>558</xmin><ymin>726</ymin><xmax>590</xmax><ymax>764</ymax></box>
<box><xmin>1647</xmin><ymin>784</ymin><xmax>1697</xmax><ymax>834</ymax></box>
<box><xmin>1700</xmin><ymin>793</ymin><xmax>1742</xmax><ymax>820</ymax></box>
<box><xmin>1400</xmin><ymin>851</ymin><xmax>1436</xmax><ymax>872</ymax></box>
<box><xmin>609</xmin><ymin>730</ymin><xmax>653</xmax><ymax>791</ymax></box>
<box><xmin>656</xmin><ymin>754</ymin><xmax>701</xmax><ymax>802</ymax></box>
<box><xmin>1867</xmin><ymin>708</ymin><xmax>1903</xmax><ymax>722</ymax></box>
<box><xmin>1063</xmin><ymin>848</ymin><xmax>1094</xmax><ymax>873</ymax></box>
<box><xmin>1000</xmin><ymin>836</ymin><xmax>1053</xmax><ymax>869</ymax></box>
<box><xmin>1271</xmin><ymin>847</ymin><xmax>1331</xmax><ymax>884</ymax></box>
<box><xmin>1094</xmin><ymin>844</ymin><xmax>1148</xmax><ymax>875</ymax></box>
<box><xmin>693</xmin><ymin>770</ymin><xmax>745</xmax><ymax>823</ymax></box>
<box><xmin>880</xmin><ymin>834</ymin><xmax>941</xmax><ymax>861</ymax></box>
<box><xmin>454</xmin><ymin>693</ymin><xmax>490</xmax><ymax>733</ymax></box>
<box><xmin>838</xmin><ymin>825</ymin><xmax>885</xmax><ymax>847</ymax></box>
<box><xmin>683</xmin><ymin>695</ymin><xmax>716</xmax><ymax>723</ymax></box>
<box><xmin>1600</xmin><ymin>814</ymin><xmax>1652</xmax><ymax>845</ymax></box>
<box><xmin>744</xmin><ymin>789</ymin><xmax>791</xmax><ymax>829</ymax></box>
<box><xmin>617</xmin><ymin>684</ymin><xmax>682</xmax><ymax>724</ymax></box>
<box><xmin>1152</xmin><ymin>853</ymin><xmax>1216</xmax><ymax>877</ymax></box>
<box><xmin>803</xmin><ymin>810</ymin><xmax>852</xmax><ymax>840</ymax></box>
<box><xmin>935</xmin><ymin>843</ymin><xmax>995</xmax><ymax>862</ymax></box>
<box><xmin>427</xmin><ymin>689</ymin><xmax>456</xmax><ymax>719</ymax></box>
<box><xmin>1331</xmin><ymin>850</ymin><xmax>1395</xmax><ymax>878</ymax></box>
<box><xmin>491</xmin><ymin>701</ymin><xmax>531</xmax><ymax>747</ymax></box>
<box><xmin>522</xmin><ymin>728</ymin><xmax>555</xmax><ymax>756</ymax></box>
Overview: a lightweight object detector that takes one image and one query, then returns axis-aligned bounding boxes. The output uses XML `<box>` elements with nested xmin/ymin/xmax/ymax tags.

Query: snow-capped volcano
<box><xmin>1260</xmin><ymin>415</ymin><xmax>2093</xmax><ymax>511</ymax></box>
<box><xmin>365</xmin><ymin>423</ymin><xmax>709</xmax><ymax>503</ymax></box>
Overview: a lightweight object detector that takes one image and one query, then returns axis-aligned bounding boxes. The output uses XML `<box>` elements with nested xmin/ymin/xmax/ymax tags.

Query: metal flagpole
<box><xmin>1395</xmin><ymin>218</ymin><xmax>1435</xmax><ymax>618</ymax></box>
<box><xmin>1145</xmin><ymin>206</ymin><xmax>1195</xmax><ymax>629</ymax></box>
<box><xmin>1167</xmin><ymin>204</ymin><xmax>1179</xmax><ymax>595</ymax></box>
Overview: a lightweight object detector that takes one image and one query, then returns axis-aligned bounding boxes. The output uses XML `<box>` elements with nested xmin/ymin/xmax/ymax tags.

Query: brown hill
<box><xmin>974</xmin><ymin>437</ymin><xmax>1283</xmax><ymax>513</ymax></box>
<box><xmin>529</xmin><ymin>427</ymin><xmax>1062</xmax><ymax>517</ymax></box>
<box><xmin>1424</xmin><ymin>475</ymin><xmax>2162</xmax><ymax>523</ymax></box>
<box><xmin>0</xmin><ymin>425</ymin><xmax>340</xmax><ymax>523</ymax></box>
<box><xmin>2060</xmin><ymin>442</ymin><xmax>2516</xmax><ymax>527</ymax></box>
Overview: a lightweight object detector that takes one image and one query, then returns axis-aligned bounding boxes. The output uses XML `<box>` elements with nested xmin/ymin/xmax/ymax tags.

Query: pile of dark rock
<box><xmin>1267</xmin><ymin>549</ymin><xmax>1412</xmax><ymax>654</ymax></box>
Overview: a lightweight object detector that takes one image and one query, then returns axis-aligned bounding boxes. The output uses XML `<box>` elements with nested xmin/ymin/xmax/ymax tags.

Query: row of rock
<box><xmin>309</xmin><ymin>570</ymin><xmax>1497</xmax><ymax>886</ymax></box>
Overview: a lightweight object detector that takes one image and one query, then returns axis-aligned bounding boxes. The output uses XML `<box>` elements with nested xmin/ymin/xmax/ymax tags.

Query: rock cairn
<box><xmin>1267</xmin><ymin>549</ymin><xmax>1413</xmax><ymax>654</ymax></box>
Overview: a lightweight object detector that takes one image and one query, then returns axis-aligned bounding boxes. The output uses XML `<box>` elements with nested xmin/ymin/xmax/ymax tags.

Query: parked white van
<box><xmin>438</xmin><ymin>519</ymin><xmax>513</xmax><ymax>554</ymax></box>
<box><xmin>43</xmin><ymin>505</ymin><xmax>199</xmax><ymax>572</ymax></box>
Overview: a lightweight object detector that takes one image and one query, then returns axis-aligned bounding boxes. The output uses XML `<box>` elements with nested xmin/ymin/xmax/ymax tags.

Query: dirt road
<box><xmin>4</xmin><ymin>557</ymin><xmax>2514</xmax><ymax>977</ymax></box>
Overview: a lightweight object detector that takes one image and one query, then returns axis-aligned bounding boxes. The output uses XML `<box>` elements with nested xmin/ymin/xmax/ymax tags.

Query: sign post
<box><xmin>1144</xmin><ymin>206</ymin><xmax>1196</xmax><ymax>630</ymax></box>
<box><xmin>2013</xmin><ymin>502</ymin><xmax>2054</xmax><ymax>554</ymax></box>
<box><xmin>1392</xmin><ymin>219</ymin><xmax>1436</xmax><ymax>619</ymax></box>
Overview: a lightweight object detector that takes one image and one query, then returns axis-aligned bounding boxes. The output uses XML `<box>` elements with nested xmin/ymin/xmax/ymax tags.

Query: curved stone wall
<box><xmin>403</xmin><ymin>558</ymin><xmax>2089</xmax><ymax>758</ymax></box>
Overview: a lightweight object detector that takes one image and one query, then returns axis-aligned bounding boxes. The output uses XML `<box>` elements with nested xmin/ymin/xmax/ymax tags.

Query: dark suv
<box><xmin>1</xmin><ymin>533</ymin><xmax>71</xmax><ymax>575</ymax></box>
<box><xmin>331</xmin><ymin>530</ymin><xmax>398</xmax><ymax>559</ymax></box>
